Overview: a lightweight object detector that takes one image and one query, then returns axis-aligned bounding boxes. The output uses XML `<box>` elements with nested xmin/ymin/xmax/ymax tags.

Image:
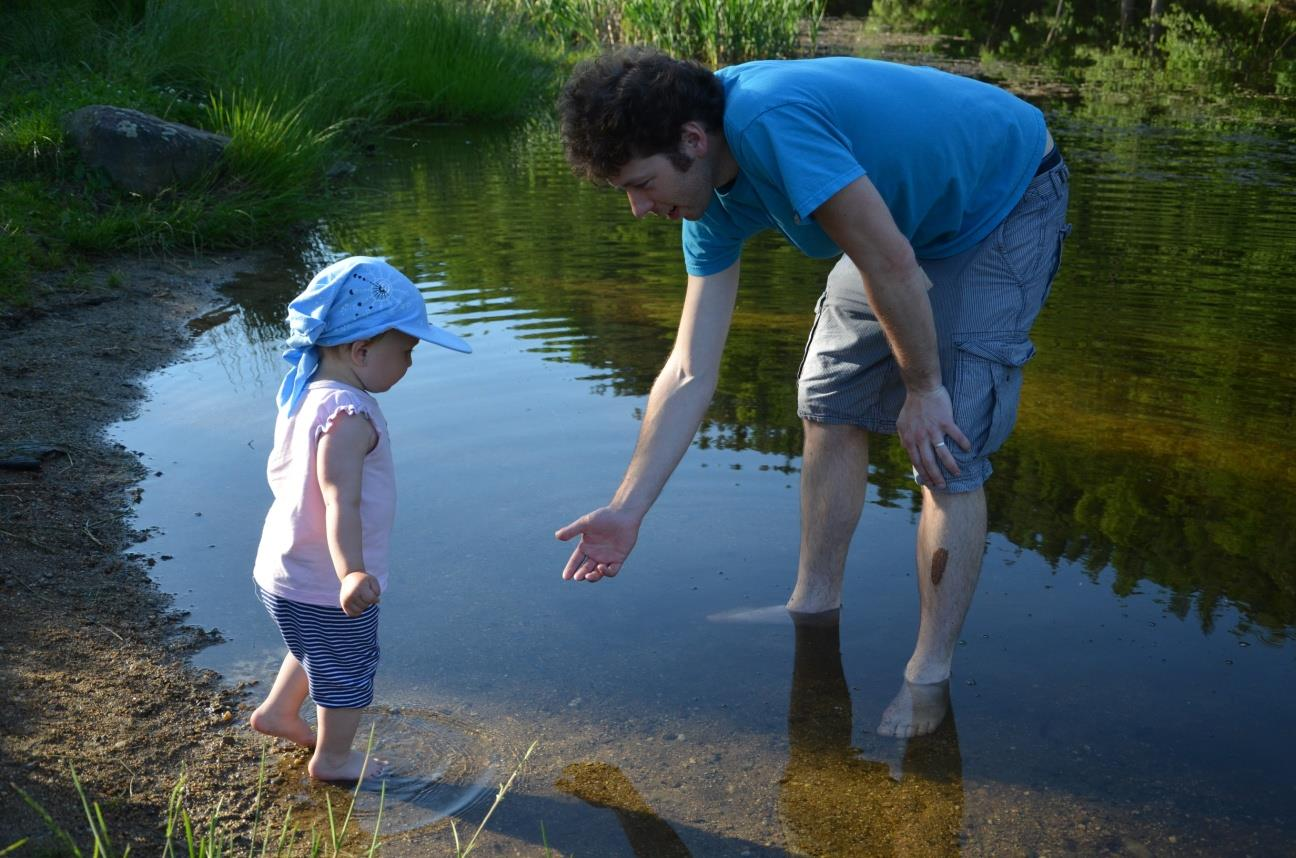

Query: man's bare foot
<box><xmin>786</xmin><ymin>582</ymin><xmax>841</xmax><ymax>616</ymax></box>
<box><xmin>308</xmin><ymin>749</ymin><xmax>390</xmax><ymax>783</ymax></box>
<box><xmin>877</xmin><ymin>680</ymin><xmax>950</xmax><ymax>738</ymax></box>
<box><xmin>786</xmin><ymin>605</ymin><xmax>842</xmax><ymax>628</ymax></box>
<box><xmin>250</xmin><ymin>706</ymin><xmax>316</xmax><ymax>748</ymax></box>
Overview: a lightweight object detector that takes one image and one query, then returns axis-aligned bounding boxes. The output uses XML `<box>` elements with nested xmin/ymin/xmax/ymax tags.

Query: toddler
<box><xmin>249</xmin><ymin>256</ymin><xmax>470</xmax><ymax>781</ymax></box>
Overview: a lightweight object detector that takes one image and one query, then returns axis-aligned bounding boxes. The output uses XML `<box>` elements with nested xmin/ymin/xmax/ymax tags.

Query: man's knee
<box><xmin>802</xmin><ymin>418</ymin><xmax>868</xmax><ymax>444</ymax></box>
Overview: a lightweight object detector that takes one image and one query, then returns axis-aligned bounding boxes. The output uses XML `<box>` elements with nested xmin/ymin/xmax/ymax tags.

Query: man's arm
<box><xmin>557</xmin><ymin>261</ymin><xmax>741</xmax><ymax>581</ymax></box>
<box><xmin>813</xmin><ymin>175</ymin><xmax>970</xmax><ymax>487</ymax></box>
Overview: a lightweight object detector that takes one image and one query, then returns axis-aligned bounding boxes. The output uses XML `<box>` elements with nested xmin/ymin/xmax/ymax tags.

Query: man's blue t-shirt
<box><xmin>682</xmin><ymin>58</ymin><xmax>1047</xmax><ymax>277</ymax></box>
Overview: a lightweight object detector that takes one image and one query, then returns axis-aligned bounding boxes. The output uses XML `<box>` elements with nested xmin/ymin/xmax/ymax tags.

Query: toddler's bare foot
<box><xmin>250</xmin><ymin>707</ymin><xmax>316</xmax><ymax>748</ymax></box>
<box><xmin>308</xmin><ymin>749</ymin><xmax>390</xmax><ymax>783</ymax></box>
<box><xmin>877</xmin><ymin>680</ymin><xmax>950</xmax><ymax>738</ymax></box>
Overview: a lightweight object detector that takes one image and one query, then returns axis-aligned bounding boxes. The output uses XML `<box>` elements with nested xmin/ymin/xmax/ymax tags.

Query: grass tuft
<box><xmin>8</xmin><ymin>735</ymin><xmax>543</xmax><ymax>856</ymax></box>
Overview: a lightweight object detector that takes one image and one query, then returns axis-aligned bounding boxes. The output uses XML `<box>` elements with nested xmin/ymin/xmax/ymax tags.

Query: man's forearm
<box><xmin>611</xmin><ymin>355</ymin><xmax>718</xmax><ymax>518</ymax></box>
<box><xmin>860</xmin><ymin>262</ymin><xmax>942</xmax><ymax>394</ymax></box>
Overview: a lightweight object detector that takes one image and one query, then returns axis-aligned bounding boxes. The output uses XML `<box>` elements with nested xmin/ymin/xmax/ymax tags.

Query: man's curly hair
<box><xmin>558</xmin><ymin>48</ymin><xmax>726</xmax><ymax>183</ymax></box>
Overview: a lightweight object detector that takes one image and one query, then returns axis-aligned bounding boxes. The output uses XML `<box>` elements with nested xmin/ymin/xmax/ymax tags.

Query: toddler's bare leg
<box><xmin>250</xmin><ymin>654</ymin><xmax>315</xmax><ymax>748</ymax></box>
<box><xmin>309</xmin><ymin>706</ymin><xmax>387</xmax><ymax>782</ymax></box>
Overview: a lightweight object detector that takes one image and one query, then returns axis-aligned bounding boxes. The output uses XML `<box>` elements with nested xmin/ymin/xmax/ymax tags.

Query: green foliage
<box><xmin>863</xmin><ymin>0</ymin><xmax>1294</xmax><ymax>96</ymax></box>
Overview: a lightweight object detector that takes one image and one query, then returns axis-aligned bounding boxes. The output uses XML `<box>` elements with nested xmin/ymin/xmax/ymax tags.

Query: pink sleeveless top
<box><xmin>253</xmin><ymin>381</ymin><xmax>395</xmax><ymax>607</ymax></box>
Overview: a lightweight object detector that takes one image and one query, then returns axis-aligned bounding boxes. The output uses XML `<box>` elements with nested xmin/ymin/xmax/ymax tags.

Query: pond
<box><xmin>114</xmin><ymin>97</ymin><xmax>1296</xmax><ymax>854</ymax></box>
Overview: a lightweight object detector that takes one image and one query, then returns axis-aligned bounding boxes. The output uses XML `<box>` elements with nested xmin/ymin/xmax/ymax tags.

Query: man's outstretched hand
<box><xmin>556</xmin><ymin>506</ymin><xmax>641</xmax><ymax>582</ymax></box>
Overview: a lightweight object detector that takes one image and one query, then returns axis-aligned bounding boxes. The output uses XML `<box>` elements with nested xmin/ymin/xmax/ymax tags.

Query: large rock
<box><xmin>61</xmin><ymin>105</ymin><xmax>231</xmax><ymax>195</ymax></box>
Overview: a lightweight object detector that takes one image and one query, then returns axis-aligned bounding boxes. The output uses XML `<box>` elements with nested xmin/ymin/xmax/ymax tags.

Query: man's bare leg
<box><xmin>879</xmin><ymin>485</ymin><xmax>986</xmax><ymax>737</ymax></box>
<box><xmin>786</xmin><ymin>420</ymin><xmax>870</xmax><ymax>617</ymax></box>
<box><xmin>250</xmin><ymin>653</ymin><xmax>316</xmax><ymax>748</ymax></box>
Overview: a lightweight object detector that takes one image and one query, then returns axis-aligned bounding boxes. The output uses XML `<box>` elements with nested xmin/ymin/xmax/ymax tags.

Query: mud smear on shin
<box><xmin>930</xmin><ymin>547</ymin><xmax>949</xmax><ymax>587</ymax></box>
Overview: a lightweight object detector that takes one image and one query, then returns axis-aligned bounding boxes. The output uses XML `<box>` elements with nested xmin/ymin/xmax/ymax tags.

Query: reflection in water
<box><xmin>555</xmin><ymin>762</ymin><xmax>692</xmax><ymax>857</ymax></box>
<box><xmin>781</xmin><ymin>619</ymin><xmax>963</xmax><ymax>857</ymax></box>
<box><xmin>306</xmin><ymin>118</ymin><xmax>1296</xmax><ymax>640</ymax></box>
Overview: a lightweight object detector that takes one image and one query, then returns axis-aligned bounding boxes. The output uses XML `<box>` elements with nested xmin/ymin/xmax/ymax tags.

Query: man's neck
<box><xmin>711</xmin><ymin>133</ymin><xmax>739</xmax><ymax>189</ymax></box>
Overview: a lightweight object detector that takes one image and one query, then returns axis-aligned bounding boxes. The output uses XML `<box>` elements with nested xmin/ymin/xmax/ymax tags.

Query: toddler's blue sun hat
<box><xmin>276</xmin><ymin>256</ymin><xmax>470</xmax><ymax>416</ymax></box>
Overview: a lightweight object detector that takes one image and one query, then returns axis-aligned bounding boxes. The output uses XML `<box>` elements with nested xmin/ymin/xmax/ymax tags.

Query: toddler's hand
<box><xmin>340</xmin><ymin>571</ymin><xmax>380</xmax><ymax>617</ymax></box>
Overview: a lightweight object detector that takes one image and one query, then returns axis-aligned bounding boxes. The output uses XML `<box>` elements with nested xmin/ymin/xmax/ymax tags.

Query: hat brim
<box><xmin>396</xmin><ymin>318</ymin><xmax>472</xmax><ymax>354</ymax></box>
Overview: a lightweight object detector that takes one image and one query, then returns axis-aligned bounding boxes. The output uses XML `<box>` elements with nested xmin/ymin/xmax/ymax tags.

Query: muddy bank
<box><xmin>0</xmin><ymin>253</ymin><xmax>292</xmax><ymax>851</ymax></box>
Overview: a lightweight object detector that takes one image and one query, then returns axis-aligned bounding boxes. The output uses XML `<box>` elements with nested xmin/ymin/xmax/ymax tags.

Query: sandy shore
<box><xmin>0</xmin><ymin>253</ymin><xmax>295</xmax><ymax>851</ymax></box>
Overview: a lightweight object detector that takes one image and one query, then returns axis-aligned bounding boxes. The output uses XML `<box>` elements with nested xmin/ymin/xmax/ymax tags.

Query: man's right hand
<box><xmin>555</xmin><ymin>506</ymin><xmax>641</xmax><ymax>582</ymax></box>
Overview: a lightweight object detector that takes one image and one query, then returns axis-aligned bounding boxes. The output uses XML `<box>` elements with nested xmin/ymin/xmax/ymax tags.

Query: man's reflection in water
<box><xmin>780</xmin><ymin>616</ymin><xmax>965</xmax><ymax>857</ymax></box>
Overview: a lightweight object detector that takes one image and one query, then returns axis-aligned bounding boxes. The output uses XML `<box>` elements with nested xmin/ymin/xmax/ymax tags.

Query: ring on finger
<box><xmin>934</xmin><ymin>441</ymin><xmax>947</xmax><ymax>448</ymax></box>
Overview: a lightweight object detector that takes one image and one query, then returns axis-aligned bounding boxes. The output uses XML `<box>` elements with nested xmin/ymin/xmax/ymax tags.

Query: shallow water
<box><xmin>115</xmin><ymin>104</ymin><xmax>1296</xmax><ymax>854</ymax></box>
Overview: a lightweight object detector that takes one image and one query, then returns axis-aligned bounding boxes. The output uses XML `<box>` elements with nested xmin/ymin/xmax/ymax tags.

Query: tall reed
<box><xmin>490</xmin><ymin>0</ymin><xmax>826</xmax><ymax>65</ymax></box>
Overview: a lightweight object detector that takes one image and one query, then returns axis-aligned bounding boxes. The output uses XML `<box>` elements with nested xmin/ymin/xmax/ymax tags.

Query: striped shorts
<box><xmin>256</xmin><ymin>584</ymin><xmax>381</xmax><ymax>709</ymax></box>
<box><xmin>797</xmin><ymin>152</ymin><xmax>1072</xmax><ymax>492</ymax></box>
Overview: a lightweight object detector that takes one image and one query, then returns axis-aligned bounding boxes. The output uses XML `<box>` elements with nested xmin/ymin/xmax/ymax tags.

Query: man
<box><xmin>553</xmin><ymin>49</ymin><xmax>1070</xmax><ymax>737</ymax></box>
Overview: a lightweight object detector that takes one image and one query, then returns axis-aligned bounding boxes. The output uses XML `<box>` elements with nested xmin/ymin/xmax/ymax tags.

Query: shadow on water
<box><xmin>556</xmin><ymin>762</ymin><xmax>694</xmax><ymax>857</ymax></box>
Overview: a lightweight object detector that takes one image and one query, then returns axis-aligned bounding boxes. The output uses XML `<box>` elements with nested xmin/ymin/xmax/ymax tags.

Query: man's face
<box><xmin>610</xmin><ymin>151</ymin><xmax>715</xmax><ymax>222</ymax></box>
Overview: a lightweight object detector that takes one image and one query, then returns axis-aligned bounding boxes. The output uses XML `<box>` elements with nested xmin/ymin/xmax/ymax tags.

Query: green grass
<box><xmin>5</xmin><ymin>736</ymin><xmax>543</xmax><ymax>857</ymax></box>
<box><xmin>0</xmin><ymin>0</ymin><xmax>555</xmax><ymax>307</ymax></box>
<box><xmin>133</xmin><ymin>0</ymin><xmax>553</xmax><ymax>128</ymax></box>
<box><xmin>9</xmin><ymin>749</ymin><xmax>383</xmax><ymax>857</ymax></box>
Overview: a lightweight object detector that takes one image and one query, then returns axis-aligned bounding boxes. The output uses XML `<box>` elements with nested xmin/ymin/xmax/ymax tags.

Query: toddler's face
<box><xmin>358</xmin><ymin>330</ymin><xmax>419</xmax><ymax>392</ymax></box>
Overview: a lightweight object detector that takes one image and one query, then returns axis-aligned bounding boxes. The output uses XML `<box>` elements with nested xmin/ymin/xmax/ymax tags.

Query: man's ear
<box><xmin>679</xmin><ymin>121</ymin><xmax>709</xmax><ymax>158</ymax></box>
